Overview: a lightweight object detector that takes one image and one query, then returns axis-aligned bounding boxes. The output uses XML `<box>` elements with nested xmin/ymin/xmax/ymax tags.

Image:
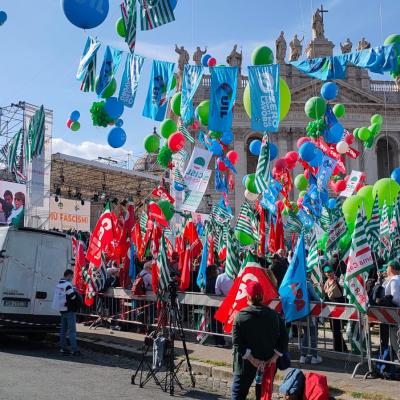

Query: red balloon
<box><xmin>275</xmin><ymin>158</ymin><xmax>287</xmax><ymax>171</ymax></box>
<box><xmin>66</xmin><ymin>119</ymin><xmax>73</xmax><ymax>128</ymax></box>
<box><xmin>286</xmin><ymin>151</ymin><xmax>299</xmax><ymax>163</ymax></box>
<box><xmin>297</xmin><ymin>137</ymin><xmax>310</xmax><ymax>149</ymax></box>
<box><xmin>332</xmin><ymin>164</ymin><xmax>342</xmax><ymax>175</ymax></box>
<box><xmin>345</xmin><ymin>134</ymin><xmax>355</xmax><ymax>145</ymax></box>
<box><xmin>217</xmin><ymin>158</ymin><xmax>228</xmax><ymax>172</ymax></box>
<box><xmin>168</xmin><ymin>132</ymin><xmax>186</xmax><ymax>153</ymax></box>
<box><xmin>226</xmin><ymin>150</ymin><xmax>238</xmax><ymax>165</ymax></box>
<box><xmin>207</xmin><ymin>57</ymin><xmax>217</xmax><ymax>67</ymax></box>
<box><xmin>304</xmin><ymin>170</ymin><xmax>310</xmax><ymax>179</ymax></box>
<box><xmin>286</xmin><ymin>160</ymin><xmax>296</xmax><ymax>170</ymax></box>
<box><xmin>335</xmin><ymin>180</ymin><xmax>347</xmax><ymax>192</ymax></box>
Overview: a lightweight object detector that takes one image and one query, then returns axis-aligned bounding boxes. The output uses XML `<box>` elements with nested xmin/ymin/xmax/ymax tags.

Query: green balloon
<box><xmin>304</xmin><ymin>97</ymin><xmax>327</xmax><ymax>119</ymax></box>
<box><xmin>116</xmin><ymin>17</ymin><xmax>126</xmax><ymax>38</ymax></box>
<box><xmin>384</xmin><ymin>34</ymin><xmax>400</xmax><ymax>46</ymax></box>
<box><xmin>358</xmin><ymin>127</ymin><xmax>371</xmax><ymax>141</ymax></box>
<box><xmin>369</xmin><ymin>123</ymin><xmax>381</xmax><ymax>136</ymax></box>
<box><xmin>251</xmin><ymin>46</ymin><xmax>274</xmax><ymax>65</ymax></box>
<box><xmin>170</xmin><ymin>92</ymin><xmax>181</xmax><ymax>116</ymax></box>
<box><xmin>353</xmin><ymin>128</ymin><xmax>360</xmax><ymax>140</ymax></box>
<box><xmin>160</xmin><ymin>118</ymin><xmax>177</xmax><ymax>139</ymax></box>
<box><xmin>294</xmin><ymin>174</ymin><xmax>308</xmax><ymax>191</ymax></box>
<box><xmin>235</xmin><ymin>230</ymin><xmax>255</xmax><ymax>246</ymax></box>
<box><xmin>333</xmin><ymin>103</ymin><xmax>345</xmax><ymax>118</ymax></box>
<box><xmin>209</xmin><ymin>131</ymin><xmax>223</xmax><ymax>139</ymax></box>
<box><xmin>95</xmin><ymin>77</ymin><xmax>117</xmax><ymax>99</ymax></box>
<box><xmin>342</xmin><ymin>195</ymin><xmax>363</xmax><ymax>226</ymax></box>
<box><xmin>70</xmin><ymin>121</ymin><xmax>80</xmax><ymax>131</ymax></box>
<box><xmin>196</xmin><ymin>100</ymin><xmax>210</xmax><ymax>126</ymax></box>
<box><xmin>245</xmin><ymin>174</ymin><xmax>257</xmax><ymax>194</ymax></box>
<box><xmin>298</xmin><ymin>190</ymin><xmax>307</xmax><ymax>198</ymax></box>
<box><xmin>371</xmin><ymin>113</ymin><xmax>383</xmax><ymax>125</ymax></box>
<box><xmin>317</xmin><ymin>232</ymin><xmax>328</xmax><ymax>251</ymax></box>
<box><xmin>170</xmin><ymin>74</ymin><xmax>177</xmax><ymax>91</ymax></box>
<box><xmin>372</xmin><ymin>178</ymin><xmax>400</xmax><ymax>208</ymax></box>
<box><xmin>157</xmin><ymin>200</ymin><xmax>174</xmax><ymax>221</ymax></box>
<box><xmin>339</xmin><ymin>232</ymin><xmax>352</xmax><ymax>251</ymax></box>
<box><xmin>243</xmin><ymin>78</ymin><xmax>291</xmax><ymax>121</ymax></box>
<box><xmin>144</xmin><ymin>134</ymin><xmax>160</xmax><ymax>153</ymax></box>
<box><xmin>357</xmin><ymin>185</ymin><xmax>374</xmax><ymax>219</ymax></box>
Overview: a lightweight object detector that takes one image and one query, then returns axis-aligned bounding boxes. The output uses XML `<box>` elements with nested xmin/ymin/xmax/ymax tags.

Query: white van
<box><xmin>0</xmin><ymin>226</ymin><xmax>73</xmax><ymax>337</ymax></box>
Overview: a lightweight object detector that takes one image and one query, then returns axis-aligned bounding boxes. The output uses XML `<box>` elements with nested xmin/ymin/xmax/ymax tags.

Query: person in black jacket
<box><xmin>231</xmin><ymin>281</ymin><xmax>288</xmax><ymax>400</ymax></box>
<box><xmin>269</xmin><ymin>253</ymin><xmax>287</xmax><ymax>289</ymax></box>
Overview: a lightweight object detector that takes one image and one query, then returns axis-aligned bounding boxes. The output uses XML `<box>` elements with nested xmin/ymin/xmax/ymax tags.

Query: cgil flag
<box><xmin>278</xmin><ymin>234</ymin><xmax>310</xmax><ymax>322</ymax></box>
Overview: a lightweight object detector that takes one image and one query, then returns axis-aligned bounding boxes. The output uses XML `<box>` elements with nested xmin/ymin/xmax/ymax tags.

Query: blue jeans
<box><xmin>60</xmin><ymin>312</ymin><xmax>78</xmax><ymax>352</ymax></box>
<box><xmin>301</xmin><ymin>323</ymin><xmax>318</xmax><ymax>357</ymax></box>
<box><xmin>231</xmin><ymin>360</ymin><xmax>257</xmax><ymax>400</ymax></box>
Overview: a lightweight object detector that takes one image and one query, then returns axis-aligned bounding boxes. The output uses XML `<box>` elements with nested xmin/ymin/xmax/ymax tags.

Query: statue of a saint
<box><xmin>226</xmin><ymin>45</ymin><xmax>242</xmax><ymax>71</ymax></box>
<box><xmin>289</xmin><ymin>34</ymin><xmax>304</xmax><ymax>62</ymax></box>
<box><xmin>193</xmin><ymin>46</ymin><xmax>207</xmax><ymax>65</ymax></box>
<box><xmin>340</xmin><ymin>38</ymin><xmax>353</xmax><ymax>54</ymax></box>
<box><xmin>312</xmin><ymin>9</ymin><xmax>325</xmax><ymax>39</ymax></box>
<box><xmin>357</xmin><ymin>37</ymin><xmax>371</xmax><ymax>51</ymax></box>
<box><xmin>175</xmin><ymin>44</ymin><xmax>189</xmax><ymax>72</ymax></box>
<box><xmin>276</xmin><ymin>31</ymin><xmax>287</xmax><ymax>64</ymax></box>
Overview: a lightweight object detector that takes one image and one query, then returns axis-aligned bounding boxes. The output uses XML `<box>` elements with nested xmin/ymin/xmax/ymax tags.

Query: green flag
<box><xmin>225</xmin><ymin>228</ymin><xmax>240</xmax><ymax>280</ymax></box>
<box><xmin>254</xmin><ymin>134</ymin><xmax>270</xmax><ymax>193</ymax></box>
<box><xmin>306</xmin><ymin>230</ymin><xmax>323</xmax><ymax>299</ymax></box>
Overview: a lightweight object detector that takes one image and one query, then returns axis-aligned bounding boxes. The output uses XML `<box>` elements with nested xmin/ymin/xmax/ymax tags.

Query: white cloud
<box><xmin>52</xmin><ymin>138</ymin><xmax>132</xmax><ymax>161</ymax></box>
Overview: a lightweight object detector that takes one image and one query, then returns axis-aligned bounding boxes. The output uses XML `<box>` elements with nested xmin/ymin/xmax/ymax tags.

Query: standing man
<box><xmin>52</xmin><ymin>269</ymin><xmax>81</xmax><ymax>356</ymax></box>
<box><xmin>232</xmin><ymin>281</ymin><xmax>288</xmax><ymax>400</ymax></box>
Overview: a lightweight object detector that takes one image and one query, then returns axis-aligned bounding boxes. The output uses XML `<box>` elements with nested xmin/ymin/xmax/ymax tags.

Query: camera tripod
<box><xmin>131</xmin><ymin>281</ymin><xmax>195</xmax><ymax>395</ymax></box>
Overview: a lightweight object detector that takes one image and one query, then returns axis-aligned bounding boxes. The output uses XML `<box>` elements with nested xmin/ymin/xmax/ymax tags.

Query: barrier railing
<box><xmin>77</xmin><ymin>289</ymin><xmax>399</xmax><ymax>378</ymax></box>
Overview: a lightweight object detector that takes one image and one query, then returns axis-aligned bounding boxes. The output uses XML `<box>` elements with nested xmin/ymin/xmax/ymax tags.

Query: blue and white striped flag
<box><xmin>76</xmin><ymin>36</ymin><xmax>101</xmax><ymax>92</ymax></box>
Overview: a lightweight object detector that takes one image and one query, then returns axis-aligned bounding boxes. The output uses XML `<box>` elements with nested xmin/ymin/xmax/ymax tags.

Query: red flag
<box><xmin>151</xmin><ymin>260</ymin><xmax>159</xmax><ymax>293</ymax></box>
<box><xmin>214</xmin><ymin>262</ymin><xmax>278</xmax><ymax>333</ymax></box>
<box><xmin>148</xmin><ymin>202</ymin><xmax>169</xmax><ymax>227</ymax></box>
<box><xmin>183</xmin><ymin>220</ymin><xmax>203</xmax><ymax>258</ymax></box>
<box><xmin>179</xmin><ymin>248</ymin><xmax>192</xmax><ymax>291</ymax></box>
<box><xmin>86</xmin><ymin>203</ymin><xmax>121</xmax><ymax>267</ymax></box>
<box><xmin>166</xmin><ymin>237</ymin><xmax>173</xmax><ymax>259</ymax></box>
<box><xmin>131</xmin><ymin>221</ymin><xmax>144</xmax><ymax>260</ymax></box>
<box><xmin>150</xmin><ymin>224</ymin><xmax>162</xmax><ymax>257</ymax></box>
<box><xmin>268</xmin><ymin>217</ymin><xmax>277</xmax><ymax>253</ymax></box>
<box><xmin>175</xmin><ymin>235</ymin><xmax>184</xmax><ymax>255</ymax></box>
<box><xmin>207</xmin><ymin>235</ymin><xmax>215</xmax><ymax>266</ymax></box>
<box><xmin>72</xmin><ymin>239</ymin><xmax>86</xmax><ymax>294</ymax></box>
<box><xmin>151</xmin><ymin>185</ymin><xmax>175</xmax><ymax>204</ymax></box>
<box><xmin>275</xmin><ymin>208</ymin><xmax>285</xmax><ymax>252</ymax></box>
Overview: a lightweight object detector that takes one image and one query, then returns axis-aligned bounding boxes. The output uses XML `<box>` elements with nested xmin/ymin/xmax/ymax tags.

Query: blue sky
<box><xmin>0</xmin><ymin>0</ymin><xmax>398</xmax><ymax>164</ymax></box>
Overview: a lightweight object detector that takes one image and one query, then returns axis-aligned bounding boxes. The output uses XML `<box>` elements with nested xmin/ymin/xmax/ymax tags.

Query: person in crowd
<box><xmin>269</xmin><ymin>253</ymin><xmax>287</xmax><ymax>288</ymax></box>
<box><xmin>300</xmin><ymin>272</ymin><xmax>323</xmax><ymax>365</ymax></box>
<box><xmin>276</xmin><ymin>248</ymin><xmax>289</xmax><ymax>268</ymax></box>
<box><xmin>7</xmin><ymin>191</ymin><xmax>25</xmax><ymax>226</ymax></box>
<box><xmin>330</xmin><ymin>252</ymin><xmax>347</xmax><ymax>279</ymax></box>
<box><xmin>287</xmin><ymin>250</ymin><xmax>294</xmax><ymax>263</ymax></box>
<box><xmin>52</xmin><ymin>269</ymin><xmax>81</xmax><ymax>356</ymax></box>
<box><xmin>140</xmin><ymin>261</ymin><xmax>153</xmax><ymax>293</ymax></box>
<box><xmin>105</xmin><ymin>266</ymin><xmax>120</xmax><ymax>289</ymax></box>
<box><xmin>215</xmin><ymin>269</ymin><xmax>233</xmax><ymax>296</ymax></box>
<box><xmin>206</xmin><ymin>264</ymin><xmax>218</xmax><ymax>295</ymax></box>
<box><xmin>232</xmin><ymin>281</ymin><xmax>288</xmax><ymax>400</ymax></box>
<box><xmin>2</xmin><ymin>190</ymin><xmax>13</xmax><ymax>220</ymax></box>
<box><xmin>323</xmin><ymin>266</ymin><xmax>348</xmax><ymax>352</ymax></box>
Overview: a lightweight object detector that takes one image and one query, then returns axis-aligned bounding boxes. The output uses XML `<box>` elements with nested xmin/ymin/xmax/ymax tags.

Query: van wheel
<box><xmin>29</xmin><ymin>333</ymin><xmax>47</xmax><ymax>342</ymax></box>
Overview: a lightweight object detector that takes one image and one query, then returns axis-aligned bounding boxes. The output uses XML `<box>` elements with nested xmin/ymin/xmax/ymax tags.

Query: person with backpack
<box><xmin>52</xmin><ymin>269</ymin><xmax>82</xmax><ymax>356</ymax></box>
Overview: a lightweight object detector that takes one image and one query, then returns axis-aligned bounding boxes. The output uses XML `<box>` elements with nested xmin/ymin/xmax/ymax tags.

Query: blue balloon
<box><xmin>70</xmin><ymin>110</ymin><xmax>80</xmax><ymax>122</ymax></box>
<box><xmin>104</xmin><ymin>97</ymin><xmax>124</xmax><ymax>120</ymax></box>
<box><xmin>107</xmin><ymin>127</ymin><xmax>126</xmax><ymax>148</ymax></box>
<box><xmin>309</xmin><ymin>148</ymin><xmax>323</xmax><ymax>167</ymax></box>
<box><xmin>321</xmin><ymin>82</ymin><xmax>338</xmax><ymax>101</ymax></box>
<box><xmin>61</xmin><ymin>0</ymin><xmax>109</xmax><ymax>29</ymax></box>
<box><xmin>202</xmin><ymin>54</ymin><xmax>212</xmax><ymax>67</ymax></box>
<box><xmin>169</xmin><ymin>0</ymin><xmax>178</xmax><ymax>10</ymax></box>
<box><xmin>268</xmin><ymin>143</ymin><xmax>278</xmax><ymax>161</ymax></box>
<box><xmin>174</xmin><ymin>182</ymin><xmax>185</xmax><ymax>191</ymax></box>
<box><xmin>220</xmin><ymin>130</ymin><xmax>233</xmax><ymax>145</ymax></box>
<box><xmin>210</xmin><ymin>140</ymin><xmax>222</xmax><ymax>156</ymax></box>
<box><xmin>299</xmin><ymin>142</ymin><xmax>316</xmax><ymax>162</ymax></box>
<box><xmin>116</xmin><ymin>119</ymin><xmax>124</xmax><ymax>127</ymax></box>
<box><xmin>324</xmin><ymin>122</ymin><xmax>344</xmax><ymax>144</ymax></box>
<box><xmin>0</xmin><ymin>11</ymin><xmax>7</xmax><ymax>25</ymax></box>
<box><xmin>391</xmin><ymin>167</ymin><xmax>400</xmax><ymax>185</ymax></box>
<box><xmin>249</xmin><ymin>139</ymin><xmax>262</xmax><ymax>156</ymax></box>
<box><xmin>242</xmin><ymin>175</ymin><xmax>249</xmax><ymax>186</ymax></box>
<box><xmin>328</xmin><ymin>198</ymin><xmax>337</xmax><ymax>209</ymax></box>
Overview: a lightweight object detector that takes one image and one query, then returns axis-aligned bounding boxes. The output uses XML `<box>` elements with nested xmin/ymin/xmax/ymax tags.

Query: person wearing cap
<box><xmin>231</xmin><ymin>281</ymin><xmax>288</xmax><ymax>400</ymax></box>
<box><xmin>323</xmin><ymin>266</ymin><xmax>348</xmax><ymax>353</ymax></box>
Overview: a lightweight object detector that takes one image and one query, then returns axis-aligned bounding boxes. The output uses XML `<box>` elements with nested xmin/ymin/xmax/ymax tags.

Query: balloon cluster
<box><xmin>201</xmin><ymin>54</ymin><xmax>217</xmax><ymax>68</ymax></box>
<box><xmin>66</xmin><ymin>110</ymin><xmax>81</xmax><ymax>132</ymax></box>
<box><xmin>0</xmin><ymin>10</ymin><xmax>7</xmax><ymax>26</ymax></box>
<box><xmin>353</xmin><ymin>114</ymin><xmax>383</xmax><ymax>149</ymax></box>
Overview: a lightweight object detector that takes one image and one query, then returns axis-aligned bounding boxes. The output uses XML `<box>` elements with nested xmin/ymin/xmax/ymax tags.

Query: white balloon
<box><xmin>245</xmin><ymin>190</ymin><xmax>258</xmax><ymax>202</ymax></box>
<box><xmin>336</xmin><ymin>141</ymin><xmax>349</xmax><ymax>154</ymax></box>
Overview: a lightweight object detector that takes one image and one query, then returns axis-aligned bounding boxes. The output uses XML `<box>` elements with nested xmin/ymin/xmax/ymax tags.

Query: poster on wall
<box><xmin>0</xmin><ymin>181</ymin><xmax>26</xmax><ymax>227</ymax></box>
<box><xmin>49</xmin><ymin>197</ymin><xmax>91</xmax><ymax>232</ymax></box>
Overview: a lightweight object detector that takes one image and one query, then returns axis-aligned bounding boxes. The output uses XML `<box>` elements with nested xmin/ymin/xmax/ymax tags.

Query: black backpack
<box><xmin>67</xmin><ymin>290</ymin><xmax>83</xmax><ymax>312</ymax></box>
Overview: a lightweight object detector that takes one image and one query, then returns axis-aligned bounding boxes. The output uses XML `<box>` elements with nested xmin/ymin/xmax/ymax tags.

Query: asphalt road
<box><xmin>0</xmin><ymin>336</ymin><xmax>226</xmax><ymax>400</ymax></box>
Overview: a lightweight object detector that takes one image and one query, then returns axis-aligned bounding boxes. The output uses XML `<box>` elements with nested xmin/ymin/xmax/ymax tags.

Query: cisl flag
<box><xmin>86</xmin><ymin>203</ymin><xmax>120</xmax><ymax>267</ymax></box>
<box><xmin>214</xmin><ymin>261</ymin><xmax>278</xmax><ymax>333</ymax></box>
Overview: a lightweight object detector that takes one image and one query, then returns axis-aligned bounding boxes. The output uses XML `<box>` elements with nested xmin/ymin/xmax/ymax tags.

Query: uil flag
<box><xmin>181</xmin><ymin>64</ymin><xmax>204</xmax><ymax>124</ymax></box>
<box><xmin>215</xmin><ymin>260</ymin><xmax>278</xmax><ymax>333</ymax></box>
<box><xmin>248</xmin><ymin>64</ymin><xmax>280</xmax><ymax>132</ymax></box>
<box><xmin>278</xmin><ymin>234</ymin><xmax>310</xmax><ymax>322</ymax></box>
<box><xmin>96</xmin><ymin>46</ymin><xmax>123</xmax><ymax>98</ymax></box>
<box><xmin>208</xmin><ymin>66</ymin><xmax>238</xmax><ymax>132</ymax></box>
<box><xmin>196</xmin><ymin>235</ymin><xmax>208</xmax><ymax>291</ymax></box>
<box><xmin>86</xmin><ymin>203</ymin><xmax>121</xmax><ymax>267</ymax></box>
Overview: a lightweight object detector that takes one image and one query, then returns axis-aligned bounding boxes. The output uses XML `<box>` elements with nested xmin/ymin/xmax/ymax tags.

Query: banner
<box><xmin>0</xmin><ymin>180</ymin><xmax>26</xmax><ymax>227</ymax></box>
<box><xmin>143</xmin><ymin>59</ymin><xmax>175</xmax><ymax>121</ymax></box>
<box><xmin>181</xmin><ymin>65</ymin><xmax>204</xmax><ymax>124</ymax></box>
<box><xmin>96</xmin><ymin>46</ymin><xmax>123</xmax><ymax>98</ymax></box>
<box><xmin>340</xmin><ymin>170</ymin><xmax>364</xmax><ymax>197</ymax></box>
<box><xmin>208</xmin><ymin>66</ymin><xmax>238</xmax><ymax>132</ymax></box>
<box><xmin>118</xmin><ymin>53</ymin><xmax>145</xmax><ymax>108</ymax></box>
<box><xmin>49</xmin><ymin>197</ymin><xmax>91</xmax><ymax>232</ymax></box>
<box><xmin>248</xmin><ymin>64</ymin><xmax>280</xmax><ymax>132</ymax></box>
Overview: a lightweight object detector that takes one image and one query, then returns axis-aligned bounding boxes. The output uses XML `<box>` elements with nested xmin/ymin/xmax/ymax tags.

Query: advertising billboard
<box><xmin>0</xmin><ymin>180</ymin><xmax>26</xmax><ymax>227</ymax></box>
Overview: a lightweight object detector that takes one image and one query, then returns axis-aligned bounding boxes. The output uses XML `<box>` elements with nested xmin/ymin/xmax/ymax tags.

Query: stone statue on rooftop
<box><xmin>276</xmin><ymin>31</ymin><xmax>287</xmax><ymax>64</ymax></box>
<box><xmin>289</xmin><ymin>34</ymin><xmax>304</xmax><ymax>61</ymax></box>
<box><xmin>312</xmin><ymin>8</ymin><xmax>325</xmax><ymax>39</ymax></box>
<box><xmin>357</xmin><ymin>37</ymin><xmax>371</xmax><ymax>51</ymax></box>
<box><xmin>175</xmin><ymin>44</ymin><xmax>189</xmax><ymax>72</ymax></box>
<box><xmin>226</xmin><ymin>44</ymin><xmax>242</xmax><ymax>70</ymax></box>
<box><xmin>340</xmin><ymin>38</ymin><xmax>353</xmax><ymax>54</ymax></box>
<box><xmin>193</xmin><ymin>46</ymin><xmax>207</xmax><ymax>65</ymax></box>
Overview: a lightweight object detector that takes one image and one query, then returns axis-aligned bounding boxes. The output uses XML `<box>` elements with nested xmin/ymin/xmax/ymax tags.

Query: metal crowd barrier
<box><xmin>77</xmin><ymin>289</ymin><xmax>400</xmax><ymax>378</ymax></box>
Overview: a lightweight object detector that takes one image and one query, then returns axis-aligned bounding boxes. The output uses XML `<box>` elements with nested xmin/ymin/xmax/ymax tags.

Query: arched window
<box><xmin>376</xmin><ymin>137</ymin><xmax>397</xmax><ymax>179</ymax></box>
<box><xmin>246</xmin><ymin>136</ymin><xmax>261</xmax><ymax>174</ymax></box>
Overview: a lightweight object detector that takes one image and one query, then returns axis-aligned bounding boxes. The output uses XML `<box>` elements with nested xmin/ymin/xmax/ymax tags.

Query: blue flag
<box><xmin>181</xmin><ymin>65</ymin><xmax>204</xmax><ymax>124</ymax></box>
<box><xmin>278</xmin><ymin>234</ymin><xmax>310</xmax><ymax>322</ymax></box>
<box><xmin>196</xmin><ymin>236</ymin><xmax>208</xmax><ymax>290</ymax></box>
<box><xmin>96</xmin><ymin>46</ymin><xmax>123</xmax><ymax>98</ymax></box>
<box><xmin>208</xmin><ymin>66</ymin><xmax>238</xmax><ymax>132</ymax></box>
<box><xmin>128</xmin><ymin>243</ymin><xmax>136</xmax><ymax>280</ymax></box>
<box><xmin>118</xmin><ymin>53</ymin><xmax>145</xmax><ymax>108</ymax></box>
<box><xmin>316</xmin><ymin>155</ymin><xmax>337</xmax><ymax>193</ymax></box>
<box><xmin>143</xmin><ymin>60</ymin><xmax>175</xmax><ymax>121</ymax></box>
<box><xmin>248</xmin><ymin>64</ymin><xmax>280</xmax><ymax>132</ymax></box>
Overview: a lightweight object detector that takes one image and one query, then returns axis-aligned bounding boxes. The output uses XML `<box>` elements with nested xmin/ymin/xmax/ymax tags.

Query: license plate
<box><xmin>3</xmin><ymin>299</ymin><xmax>29</xmax><ymax>307</ymax></box>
